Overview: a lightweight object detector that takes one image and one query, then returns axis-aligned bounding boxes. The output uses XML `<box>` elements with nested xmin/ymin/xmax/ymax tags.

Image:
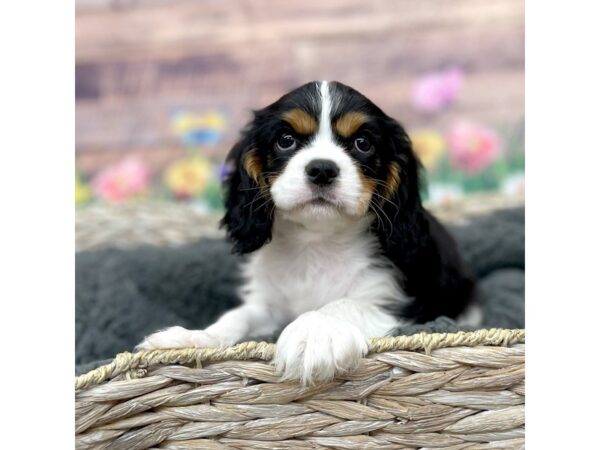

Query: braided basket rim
<box><xmin>76</xmin><ymin>328</ymin><xmax>524</xmax><ymax>390</ymax></box>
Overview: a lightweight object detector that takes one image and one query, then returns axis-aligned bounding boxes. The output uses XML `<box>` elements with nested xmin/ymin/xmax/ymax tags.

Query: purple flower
<box><xmin>411</xmin><ymin>67</ymin><xmax>464</xmax><ymax>113</ymax></box>
<box><xmin>217</xmin><ymin>161</ymin><xmax>233</xmax><ymax>182</ymax></box>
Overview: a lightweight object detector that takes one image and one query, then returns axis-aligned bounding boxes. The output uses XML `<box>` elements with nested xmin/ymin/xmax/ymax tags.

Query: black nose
<box><xmin>305</xmin><ymin>159</ymin><xmax>340</xmax><ymax>186</ymax></box>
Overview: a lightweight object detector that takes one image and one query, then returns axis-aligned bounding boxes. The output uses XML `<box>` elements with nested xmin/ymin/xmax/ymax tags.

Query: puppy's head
<box><xmin>221</xmin><ymin>81</ymin><xmax>422</xmax><ymax>254</ymax></box>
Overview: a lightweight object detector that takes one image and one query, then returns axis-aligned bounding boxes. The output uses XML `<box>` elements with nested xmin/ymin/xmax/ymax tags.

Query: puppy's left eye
<box><xmin>354</xmin><ymin>137</ymin><xmax>372</xmax><ymax>153</ymax></box>
<box><xmin>276</xmin><ymin>134</ymin><xmax>297</xmax><ymax>152</ymax></box>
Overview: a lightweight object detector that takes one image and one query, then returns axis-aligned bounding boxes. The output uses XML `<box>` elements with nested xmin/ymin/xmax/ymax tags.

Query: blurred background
<box><xmin>75</xmin><ymin>0</ymin><xmax>523</xmax><ymax>215</ymax></box>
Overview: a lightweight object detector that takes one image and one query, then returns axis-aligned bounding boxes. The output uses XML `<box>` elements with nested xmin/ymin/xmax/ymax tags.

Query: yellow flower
<box><xmin>410</xmin><ymin>130</ymin><xmax>446</xmax><ymax>169</ymax></box>
<box><xmin>171</xmin><ymin>111</ymin><xmax>227</xmax><ymax>135</ymax></box>
<box><xmin>164</xmin><ymin>156</ymin><xmax>213</xmax><ymax>199</ymax></box>
<box><xmin>75</xmin><ymin>174</ymin><xmax>91</xmax><ymax>206</ymax></box>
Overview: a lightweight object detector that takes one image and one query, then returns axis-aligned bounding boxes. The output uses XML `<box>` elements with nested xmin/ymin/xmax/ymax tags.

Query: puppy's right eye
<box><xmin>276</xmin><ymin>134</ymin><xmax>297</xmax><ymax>152</ymax></box>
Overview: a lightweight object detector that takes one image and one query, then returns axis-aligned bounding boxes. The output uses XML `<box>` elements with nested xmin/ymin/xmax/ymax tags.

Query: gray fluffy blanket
<box><xmin>76</xmin><ymin>207</ymin><xmax>524</xmax><ymax>374</ymax></box>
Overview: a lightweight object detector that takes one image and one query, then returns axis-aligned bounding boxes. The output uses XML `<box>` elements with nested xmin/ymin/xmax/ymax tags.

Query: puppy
<box><xmin>138</xmin><ymin>81</ymin><xmax>476</xmax><ymax>384</ymax></box>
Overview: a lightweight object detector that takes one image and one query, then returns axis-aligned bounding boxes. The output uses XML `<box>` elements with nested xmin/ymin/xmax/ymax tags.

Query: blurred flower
<box><xmin>446</xmin><ymin>121</ymin><xmax>502</xmax><ymax>174</ymax></box>
<box><xmin>203</xmin><ymin>179</ymin><xmax>225</xmax><ymax>209</ymax></box>
<box><xmin>410</xmin><ymin>130</ymin><xmax>446</xmax><ymax>169</ymax></box>
<box><xmin>75</xmin><ymin>173</ymin><xmax>92</xmax><ymax>206</ymax></box>
<box><xmin>411</xmin><ymin>67</ymin><xmax>463</xmax><ymax>113</ymax></box>
<box><xmin>501</xmin><ymin>172</ymin><xmax>525</xmax><ymax>196</ymax></box>
<box><xmin>217</xmin><ymin>161</ymin><xmax>233</xmax><ymax>182</ymax></box>
<box><xmin>171</xmin><ymin>110</ymin><xmax>227</xmax><ymax>147</ymax></box>
<box><xmin>92</xmin><ymin>157</ymin><xmax>150</xmax><ymax>203</ymax></box>
<box><xmin>164</xmin><ymin>156</ymin><xmax>213</xmax><ymax>200</ymax></box>
<box><xmin>428</xmin><ymin>182</ymin><xmax>465</xmax><ymax>206</ymax></box>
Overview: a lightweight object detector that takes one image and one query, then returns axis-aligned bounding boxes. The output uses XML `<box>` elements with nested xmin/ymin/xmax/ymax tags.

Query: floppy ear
<box><xmin>374</xmin><ymin>117</ymin><xmax>430</xmax><ymax>265</ymax></box>
<box><xmin>220</xmin><ymin>128</ymin><xmax>274</xmax><ymax>255</ymax></box>
<box><xmin>375</xmin><ymin>117</ymin><xmax>475</xmax><ymax>322</ymax></box>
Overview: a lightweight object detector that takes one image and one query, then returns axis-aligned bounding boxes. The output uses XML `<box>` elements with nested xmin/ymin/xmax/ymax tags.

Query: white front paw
<box><xmin>136</xmin><ymin>326</ymin><xmax>219</xmax><ymax>351</ymax></box>
<box><xmin>274</xmin><ymin>311</ymin><xmax>368</xmax><ymax>385</ymax></box>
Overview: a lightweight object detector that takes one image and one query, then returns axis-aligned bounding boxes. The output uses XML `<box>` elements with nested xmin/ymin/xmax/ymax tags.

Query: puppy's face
<box><xmin>222</xmin><ymin>81</ymin><xmax>419</xmax><ymax>253</ymax></box>
<box><xmin>244</xmin><ymin>81</ymin><xmax>402</xmax><ymax>224</ymax></box>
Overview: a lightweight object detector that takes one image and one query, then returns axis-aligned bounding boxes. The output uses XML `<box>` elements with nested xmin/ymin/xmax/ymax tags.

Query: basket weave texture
<box><xmin>76</xmin><ymin>329</ymin><xmax>525</xmax><ymax>450</ymax></box>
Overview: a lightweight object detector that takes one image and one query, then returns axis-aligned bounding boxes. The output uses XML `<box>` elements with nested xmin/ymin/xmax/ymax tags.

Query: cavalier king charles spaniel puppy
<box><xmin>138</xmin><ymin>81</ymin><xmax>477</xmax><ymax>384</ymax></box>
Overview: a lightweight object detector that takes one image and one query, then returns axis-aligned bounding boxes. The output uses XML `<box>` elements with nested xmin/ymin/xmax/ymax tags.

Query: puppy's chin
<box><xmin>280</xmin><ymin>200</ymin><xmax>344</xmax><ymax>225</ymax></box>
<box><xmin>275</xmin><ymin>197</ymin><xmax>373</xmax><ymax>232</ymax></box>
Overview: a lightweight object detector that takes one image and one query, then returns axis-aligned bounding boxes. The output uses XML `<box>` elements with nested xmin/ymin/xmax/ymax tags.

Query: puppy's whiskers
<box><xmin>375</xmin><ymin>202</ymin><xmax>394</xmax><ymax>237</ymax></box>
<box><xmin>242</xmin><ymin>191</ymin><xmax>271</xmax><ymax>213</ymax></box>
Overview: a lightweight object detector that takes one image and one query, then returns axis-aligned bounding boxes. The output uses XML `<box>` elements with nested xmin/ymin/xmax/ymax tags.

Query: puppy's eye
<box><xmin>354</xmin><ymin>137</ymin><xmax>372</xmax><ymax>153</ymax></box>
<box><xmin>276</xmin><ymin>134</ymin><xmax>297</xmax><ymax>152</ymax></box>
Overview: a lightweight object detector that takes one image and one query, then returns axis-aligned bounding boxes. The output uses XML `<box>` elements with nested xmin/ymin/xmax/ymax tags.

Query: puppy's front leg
<box><xmin>274</xmin><ymin>299</ymin><xmax>398</xmax><ymax>384</ymax></box>
<box><xmin>136</xmin><ymin>303</ymin><xmax>280</xmax><ymax>350</ymax></box>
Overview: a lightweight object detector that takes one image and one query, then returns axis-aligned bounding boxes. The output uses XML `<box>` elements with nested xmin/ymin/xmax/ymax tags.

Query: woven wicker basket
<box><xmin>76</xmin><ymin>195</ymin><xmax>525</xmax><ymax>449</ymax></box>
<box><xmin>76</xmin><ymin>330</ymin><xmax>524</xmax><ymax>449</ymax></box>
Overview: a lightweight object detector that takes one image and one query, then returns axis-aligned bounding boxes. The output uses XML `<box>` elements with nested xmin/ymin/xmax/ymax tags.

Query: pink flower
<box><xmin>411</xmin><ymin>67</ymin><xmax>463</xmax><ymax>113</ymax></box>
<box><xmin>92</xmin><ymin>157</ymin><xmax>151</xmax><ymax>203</ymax></box>
<box><xmin>446</xmin><ymin>121</ymin><xmax>502</xmax><ymax>174</ymax></box>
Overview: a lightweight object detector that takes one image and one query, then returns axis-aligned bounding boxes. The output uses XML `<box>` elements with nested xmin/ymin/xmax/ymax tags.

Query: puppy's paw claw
<box><xmin>136</xmin><ymin>326</ymin><xmax>219</xmax><ymax>351</ymax></box>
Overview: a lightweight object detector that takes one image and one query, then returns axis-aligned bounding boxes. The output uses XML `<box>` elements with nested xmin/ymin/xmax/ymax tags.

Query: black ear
<box><xmin>374</xmin><ymin>117</ymin><xmax>429</xmax><ymax>264</ymax></box>
<box><xmin>374</xmin><ymin>117</ymin><xmax>475</xmax><ymax>322</ymax></box>
<box><xmin>220</xmin><ymin>128</ymin><xmax>274</xmax><ymax>255</ymax></box>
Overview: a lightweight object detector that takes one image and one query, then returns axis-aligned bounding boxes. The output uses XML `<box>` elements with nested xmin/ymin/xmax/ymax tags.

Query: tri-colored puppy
<box><xmin>138</xmin><ymin>81</ymin><xmax>476</xmax><ymax>384</ymax></box>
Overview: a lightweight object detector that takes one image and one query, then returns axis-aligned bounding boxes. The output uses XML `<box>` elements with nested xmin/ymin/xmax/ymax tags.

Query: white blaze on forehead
<box><xmin>318</xmin><ymin>80</ymin><xmax>333</xmax><ymax>140</ymax></box>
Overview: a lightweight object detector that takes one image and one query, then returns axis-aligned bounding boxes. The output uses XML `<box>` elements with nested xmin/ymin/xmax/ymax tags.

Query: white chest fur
<box><xmin>138</xmin><ymin>213</ymin><xmax>408</xmax><ymax>382</ymax></box>
<box><xmin>241</xmin><ymin>214</ymin><xmax>408</xmax><ymax>323</ymax></box>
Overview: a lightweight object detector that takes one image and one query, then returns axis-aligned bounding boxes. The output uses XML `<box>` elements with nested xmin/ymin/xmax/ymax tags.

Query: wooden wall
<box><xmin>76</xmin><ymin>0</ymin><xmax>524</xmax><ymax>173</ymax></box>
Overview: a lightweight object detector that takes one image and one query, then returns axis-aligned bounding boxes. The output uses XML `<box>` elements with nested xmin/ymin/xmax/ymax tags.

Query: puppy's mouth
<box><xmin>302</xmin><ymin>191</ymin><xmax>341</xmax><ymax>208</ymax></box>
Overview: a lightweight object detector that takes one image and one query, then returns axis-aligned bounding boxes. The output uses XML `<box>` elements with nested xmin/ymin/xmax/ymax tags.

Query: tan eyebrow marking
<box><xmin>243</xmin><ymin>149</ymin><xmax>262</xmax><ymax>183</ymax></box>
<box><xmin>334</xmin><ymin>111</ymin><xmax>370</xmax><ymax>138</ymax></box>
<box><xmin>383</xmin><ymin>161</ymin><xmax>401</xmax><ymax>198</ymax></box>
<box><xmin>282</xmin><ymin>108</ymin><xmax>318</xmax><ymax>135</ymax></box>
